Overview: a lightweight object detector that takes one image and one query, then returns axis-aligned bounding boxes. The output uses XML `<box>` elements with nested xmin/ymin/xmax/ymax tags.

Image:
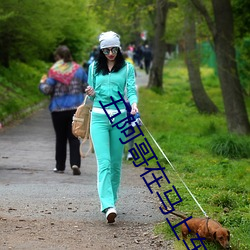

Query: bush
<box><xmin>210</xmin><ymin>135</ymin><xmax>250</xmax><ymax>159</ymax></box>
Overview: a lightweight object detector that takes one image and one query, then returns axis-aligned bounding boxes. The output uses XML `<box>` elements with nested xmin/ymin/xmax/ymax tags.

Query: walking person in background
<box><xmin>85</xmin><ymin>31</ymin><xmax>138</xmax><ymax>223</ymax></box>
<box><xmin>88</xmin><ymin>46</ymin><xmax>99</xmax><ymax>65</ymax></box>
<box><xmin>86</xmin><ymin>46</ymin><xmax>100</xmax><ymax>72</ymax></box>
<box><xmin>39</xmin><ymin>45</ymin><xmax>88</xmax><ymax>175</ymax></box>
<box><xmin>134</xmin><ymin>44</ymin><xmax>144</xmax><ymax>69</ymax></box>
<box><xmin>143</xmin><ymin>44</ymin><xmax>153</xmax><ymax>74</ymax></box>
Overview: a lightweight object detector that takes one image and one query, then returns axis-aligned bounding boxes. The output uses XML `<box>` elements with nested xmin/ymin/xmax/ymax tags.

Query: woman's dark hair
<box><xmin>54</xmin><ymin>45</ymin><xmax>73</xmax><ymax>63</ymax></box>
<box><xmin>95</xmin><ymin>48</ymin><xmax>126</xmax><ymax>75</ymax></box>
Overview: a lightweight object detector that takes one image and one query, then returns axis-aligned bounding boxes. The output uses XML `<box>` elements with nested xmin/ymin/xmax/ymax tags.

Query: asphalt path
<box><xmin>0</xmin><ymin>70</ymin><xmax>175</xmax><ymax>249</ymax></box>
<box><xmin>0</xmin><ymin>69</ymin><xmax>153</xmax><ymax>221</ymax></box>
<box><xmin>0</xmin><ymin>103</ymin><xmax>162</xmax><ymax>224</ymax></box>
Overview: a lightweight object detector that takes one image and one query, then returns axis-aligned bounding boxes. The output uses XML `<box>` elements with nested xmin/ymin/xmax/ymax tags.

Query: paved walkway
<box><xmin>0</xmin><ymin>71</ymin><xmax>175</xmax><ymax>249</ymax></box>
<box><xmin>0</xmin><ymin>102</ymin><xmax>160</xmax><ymax>225</ymax></box>
<box><xmin>135</xmin><ymin>68</ymin><xmax>149</xmax><ymax>88</ymax></box>
<box><xmin>0</xmin><ymin>68</ymin><xmax>150</xmax><ymax>222</ymax></box>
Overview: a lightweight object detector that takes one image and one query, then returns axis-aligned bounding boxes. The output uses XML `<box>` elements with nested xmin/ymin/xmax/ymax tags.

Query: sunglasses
<box><xmin>102</xmin><ymin>47</ymin><xmax>119</xmax><ymax>55</ymax></box>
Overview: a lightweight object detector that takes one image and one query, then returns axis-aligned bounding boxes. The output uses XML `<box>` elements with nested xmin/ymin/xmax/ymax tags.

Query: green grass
<box><xmin>0</xmin><ymin>60</ymin><xmax>50</xmax><ymax>123</ymax></box>
<box><xmin>136</xmin><ymin>58</ymin><xmax>250</xmax><ymax>250</ymax></box>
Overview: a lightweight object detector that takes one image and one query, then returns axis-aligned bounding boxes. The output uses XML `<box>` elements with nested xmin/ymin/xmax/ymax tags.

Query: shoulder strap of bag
<box><xmin>83</xmin><ymin>94</ymin><xmax>88</xmax><ymax>105</ymax></box>
<box><xmin>79</xmin><ymin>94</ymin><xmax>93</xmax><ymax>158</ymax></box>
<box><xmin>79</xmin><ymin>127</ymin><xmax>93</xmax><ymax>158</ymax></box>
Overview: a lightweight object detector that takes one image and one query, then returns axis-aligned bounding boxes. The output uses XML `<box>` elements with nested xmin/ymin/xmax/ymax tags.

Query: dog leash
<box><xmin>139</xmin><ymin>118</ymin><xmax>209</xmax><ymax>218</ymax></box>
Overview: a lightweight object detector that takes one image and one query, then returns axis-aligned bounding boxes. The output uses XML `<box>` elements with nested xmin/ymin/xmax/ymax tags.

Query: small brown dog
<box><xmin>166</xmin><ymin>209</ymin><xmax>231</xmax><ymax>249</ymax></box>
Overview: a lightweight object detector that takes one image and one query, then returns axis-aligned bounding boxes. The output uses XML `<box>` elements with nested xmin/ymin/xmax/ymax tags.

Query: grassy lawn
<box><xmin>136</xmin><ymin>58</ymin><xmax>250</xmax><ymax>250</ymax></box>
<box><xmin>0</xmin><ymin>60</ymin><xmax>50</xmax><ymax>123</ymax></box>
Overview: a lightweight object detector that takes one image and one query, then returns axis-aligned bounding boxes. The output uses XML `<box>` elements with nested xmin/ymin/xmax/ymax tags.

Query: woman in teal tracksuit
<box><xmin>86</xmin><ymin>31</ymin><xmax>138</xmax><ymax>223</ymax></box>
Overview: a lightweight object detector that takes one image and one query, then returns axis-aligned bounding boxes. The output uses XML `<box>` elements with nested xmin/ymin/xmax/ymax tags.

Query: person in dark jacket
<box><xmin>143</xmin><ymin>44</ymin><xmax>152</xmax><ymax>74</ymax></box>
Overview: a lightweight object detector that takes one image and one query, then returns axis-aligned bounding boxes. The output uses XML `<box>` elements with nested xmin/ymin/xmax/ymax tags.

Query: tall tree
<box><xmin>184</xmin><ymin>1</ymin><xmax>218</xmax><ymax>114</ymax></box>
<box><xmin>191</xmin><ymin>0</ymin><xmax>250</xmax><ymax>134</ymax></box>
<box><xmin>148</xmin><ymin>0</ymin><xmax>177</xmax><ymax>89</ymax></box>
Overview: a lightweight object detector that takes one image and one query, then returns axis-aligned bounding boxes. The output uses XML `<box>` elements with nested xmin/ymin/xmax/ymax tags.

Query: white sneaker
<box><xmin>127</xmin><ymin>152</ymin><xmax>133</xmax><ymax>161</ymax></box>
<box><xmin>105</xmin><ymin>207</ymin><xmax>117</xmax><ymax>223</ymax></box>
<box><xmin>53</xmin><ymin>168</ymin><xmax>64</xmax><ymax>173</ymax></box>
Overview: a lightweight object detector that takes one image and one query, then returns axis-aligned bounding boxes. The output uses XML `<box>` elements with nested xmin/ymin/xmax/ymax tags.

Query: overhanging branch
<box><xmin>190</xmin><ymin>0</ymin><xmax>216</xmax><ymax>37</ymax></box>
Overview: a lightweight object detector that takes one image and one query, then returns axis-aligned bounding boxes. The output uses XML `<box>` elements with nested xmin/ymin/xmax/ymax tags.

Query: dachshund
<box><xmin>164</xmin><ymin>208</ymin><xmax>231</xmax><ymax>249</ymax></box>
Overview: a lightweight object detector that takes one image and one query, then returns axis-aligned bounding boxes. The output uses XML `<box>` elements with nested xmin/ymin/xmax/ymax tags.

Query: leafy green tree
<box><xmin>232</xmin><ymin>0</ymin><xmax>250</xmax><ymax>39</ymax></box>
<box><xmin>0</xmin><ymin>0</ymin><xmax>99</xmax><ymax>67</ymax></box>
<box><xmin>52</xmin><ymin>1</ymin><xmax>100</xmax><ymax>62</ymax></box>
<box><xmin>91</xmin><ymin>0</ymin><xmax>155</xmax><ymax>47</ymax></box>
<box><xmin>232</xmin><ymin>0</ymin><xmax>250</xmax><ymax>95</ymax></box>
<box><xmin>0</xmin><ymin>0</ymin><xmax>58</xmax><ymax>66</ymax></box>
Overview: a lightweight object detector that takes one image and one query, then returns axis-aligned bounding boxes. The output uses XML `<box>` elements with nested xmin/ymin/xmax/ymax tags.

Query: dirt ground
<box><xmin>0</xmin><ymin>215</ymin><xmax>174</xmax><ymax>250</ymax></box>
<box><xmin>0</xmin><ymin>70</ymin><xmax>175</xmax><ymax>250</ymax></box>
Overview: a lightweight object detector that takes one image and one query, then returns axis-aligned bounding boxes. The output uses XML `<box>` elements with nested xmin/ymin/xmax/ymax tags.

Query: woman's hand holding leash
<box><xmin>131</xmin><ymin>103</ymin><xmax>138</xmax><ymax>115</ymax></box>
<box><xmin>85</xmin><ymin>86</ymin><xmax>96</xmax><ymax>97</ymax></box>
<box><xmin>85</xmin><ymin>86</ymin><xmax>138</xmax><ymax>115</ymax></box>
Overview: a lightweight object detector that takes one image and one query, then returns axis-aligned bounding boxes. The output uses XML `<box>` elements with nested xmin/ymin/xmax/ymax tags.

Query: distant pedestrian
<box><xmin>86</xmin><ymin>46</ymin><xmax>99</xmax><ymax>70</ymax></box>
<box><xmin>123</xmin><ymin>51</ymin><xmax>136</xmax><ymax>76</ymax></box>
<box><xmin>85</xmin><ymin>31</ymin><xmax>138</xmax><ymax>223</ymax></box>
<box><xmin>143</xmin><ymin>44</ymin><xmax>152</xmax><ymax>74</ymax></box>
<box><xmin>39</xmin><ymin>45</ymin><xmax>88</xmax><ymax>175</ymax></box>
<box><xmin>134</xmin><ymin>45</ymin><xmax>144</xmax><ymax>69</ymax></box>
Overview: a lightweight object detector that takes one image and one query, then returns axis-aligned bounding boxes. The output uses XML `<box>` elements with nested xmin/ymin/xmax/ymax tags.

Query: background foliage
<box><xmin>0</xmin><ymin>0</ymin><xmax>99</xmax><ymax>65</ymax></box>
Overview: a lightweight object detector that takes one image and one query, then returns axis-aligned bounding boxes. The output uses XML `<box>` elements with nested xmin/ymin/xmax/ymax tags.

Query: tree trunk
<box><xmin>147</xmin><ymin>0</ymin><xmax>168</xmax><ymax>89</ymax></box>
<box><xmin>212</xmin><ymin>0</ymin><xmax>250</xmax><ymax>134</ymax></box>
<box><xmin>184</xmin><ymin>4</ymin><xmax>218</xmax><ymax>114</ymax></box>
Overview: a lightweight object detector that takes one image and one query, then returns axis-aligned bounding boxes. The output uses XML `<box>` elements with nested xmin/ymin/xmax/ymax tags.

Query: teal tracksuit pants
<box><xmin>90</xmin><ymin>111</ymin><xmax>126</xmax><ymax>212</ymax></box>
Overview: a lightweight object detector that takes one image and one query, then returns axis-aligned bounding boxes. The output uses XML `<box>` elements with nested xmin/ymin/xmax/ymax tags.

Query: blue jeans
<box><xmin>90</xmin><ymin>111</ymin><xmax>126</xmax><ymax>212</ymax></box>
